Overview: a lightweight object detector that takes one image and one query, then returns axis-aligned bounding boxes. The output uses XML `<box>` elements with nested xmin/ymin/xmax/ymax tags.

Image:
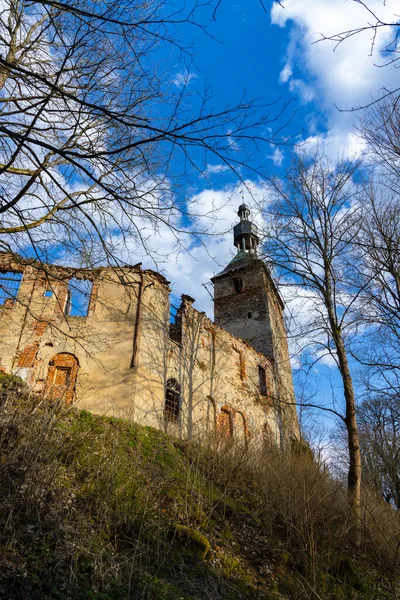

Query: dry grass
<box><xmin>0</xmin><ymin>375</ymin><xmax>399</xmax><ymax>599</ymax></box>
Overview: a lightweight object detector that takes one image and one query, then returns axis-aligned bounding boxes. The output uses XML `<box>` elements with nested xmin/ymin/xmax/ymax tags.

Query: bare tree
<box><xmin>317</xmin><ymin>0</ymin><xmax>400</xmax><ymax>109</ymax></box>
<box><xmin>352</xmin><ymin>186</ymin><xmax>400</xmax><ymax>396</ymax></box>
<box><xmin>264</xmin><ymin>150</ymin><xmax>365</xmax><ymax>542</ymax></box>
<box><xmin>350</xmin><ymin>97</ymin><xmax>400</xmax><ymax>392</ymax></box>
<box><xmin>332</xmin><ymin>393</ymin><xmax>400</xmax><ymax>509</ymax></box>
<box><xmin>358</xmin><ymin>95</ymin><xmax>400</xmax><ymax>182</ymax></box>
<box><xmin>359</xmin><ymin>393</ymin><xmax>400</xmax><ymax>509</ymax></box>
<box><xmin>0</xmin><ymin>0</ymin><xmax>290</xmax><ymax>268</ymax></box>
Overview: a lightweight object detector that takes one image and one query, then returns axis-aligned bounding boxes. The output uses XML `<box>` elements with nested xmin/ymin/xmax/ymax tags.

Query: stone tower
<box><xmin>211</xmin><ymin>204</ymin><xmax>299</xmax><ymax>445</ymax></box>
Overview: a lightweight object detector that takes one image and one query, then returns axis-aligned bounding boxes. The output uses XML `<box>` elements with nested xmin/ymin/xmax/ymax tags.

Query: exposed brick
<box><xmin>0</xmin><ymin>248</ymin><xmax>299</xmax><ymax>446</ymax></box>
<box><xmin>17</xmin><ymin>342</ymin><xmax>39</xmax><ymax>368</ymax></box>
<box><xmin>44</xmin><ymin>353</ymin><xmax>79</xmax><ymax>404</ymax></box>
<box><xmin>33</xmin><ymin>321</ymin><xmax>48</xmax><ymax>335</ymax></box>
<box><xmin>217</xmin><ymin>405</ymin><xmax>236</xmax><ymax>438</ymax></box>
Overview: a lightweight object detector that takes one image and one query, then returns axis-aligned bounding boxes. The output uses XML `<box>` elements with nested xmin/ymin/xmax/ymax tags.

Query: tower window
<box><xmin>248</xmin><ymin>312</ymin><xmax>252</xmax><ymax>319</ymax></box>
<box><xmin>164</xmin><ymin>378</ymin><xmax>181</xmax><ymax>422</ymax></box>
<box><xmin>232</xmin><ymin>277</ymin><xmax>243</xmax><ymax>294</ymax></box>
<box><xmin>258</xmin><ymin>365</ymin><xmax>268</xmax><ymax>396</ymax></box>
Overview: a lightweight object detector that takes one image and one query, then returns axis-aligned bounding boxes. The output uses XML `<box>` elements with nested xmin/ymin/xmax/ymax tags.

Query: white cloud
<box><xmin>269</xmin><ymin>146</ymin><xmax>284</xmax><ymax>166</ymax></box>
<box><xmin>280</xmin><ymin>284</ymin><xmax>328</xmax><ymax>369</ymax></box>
<box><xmin>298</xmin><ymin>131</ymin><xmax>366</xmax><ymax>162</ymax></box>
<box><xmin>279</xmin><ymin>63</ymin><xmax>292</xmax><ymax>83</ymax></box>
<box><xmin>288</xmin><ymin>78</ymin><xmax>315</xmax><ymax>103</ymax></box>
<box><xmin>271</xmin><ymin>0</ymin><xmax>399</xmax><ymax>156</ymax></box>
<box><xmin>172</xmin><ymin>70</ymin><xmax>197</xmax><ymax>89</ymax></box>
<box><xmin>204</xmin><ymin>163</ymin><xmax>231</xmax><ymax>176</ymax></box>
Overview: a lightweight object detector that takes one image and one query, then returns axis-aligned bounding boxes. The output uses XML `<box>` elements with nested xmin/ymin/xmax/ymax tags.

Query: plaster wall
<box><xmin>0</xmin><ymin>254</ymin><xmax>291</xmax><ymax>446</ymax></box>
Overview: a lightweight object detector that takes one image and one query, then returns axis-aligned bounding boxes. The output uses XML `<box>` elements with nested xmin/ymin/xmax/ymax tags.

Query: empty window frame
<box><xmin>54</xmin><ymin>366</ymin><xmax>71</xmax><ymax>387</ymax></box>
<box><xmin>169</xmin><ymin>303</ymin><xmax>183</xmax><ymax>344</ymax></box>
<box><xmin>233</xmin><ymin>347</ymin><xmax>246</xmax><ymax>380</ymax></box>
<box><xmin>164</xmin><ymin>378</ymin><xmax>181</xmax><ymax>422</ymax></box>
<box><xmin>219</xmin><ymin>406</ymin><xmax>235</xmax><ymax>438</ymax></box>
<box><xmin>65</xmin><ymin>278</ymin><xmax>93</xmax><ymax>316</ymax></box>
<box><xmin>232</xmin><ymin>276</ymin><xmax>243</xmax><ymax>294</ymax></box>
<box><xmin>258</xmin><ymin>365</ymin><xmax>268</xmax><ymax>396</ymax></box>
<box><xmin>0</xmin><ymin>271</ymin><xmax>22</xmax><ymax>305</ymax></box>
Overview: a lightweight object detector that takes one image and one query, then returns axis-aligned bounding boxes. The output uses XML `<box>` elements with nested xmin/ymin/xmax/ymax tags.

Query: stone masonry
<box><xmin>0</xmin><ymin>206</ymin><xmax>299</xmax><ymax>447</ymax></box>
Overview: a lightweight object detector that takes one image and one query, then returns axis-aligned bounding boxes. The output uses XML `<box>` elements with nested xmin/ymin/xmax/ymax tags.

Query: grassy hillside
<box><xmin>0</xmin><ymin>374</ymin><xmax>399</xmax><ymax>600</ymax></box>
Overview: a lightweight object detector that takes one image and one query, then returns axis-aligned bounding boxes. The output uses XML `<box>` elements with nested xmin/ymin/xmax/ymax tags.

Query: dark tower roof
<box><xmin>233</xmin><ymin>204</ymin><xmax>259</xmax><ymax>254</ymax></box>
<box><xmin>211</xmin><ymin>204</ymin><xmax>284</xmax><ymax>309</ymax></box>
<box><xmin>238</xmin><ymin>203</ymin><xmax>250</xmax><ymax>219</ymax></box>
<box><xmin>211</xmin><ymin>205</ymin><xmax>262</xmax><ymax>277</ymax></box>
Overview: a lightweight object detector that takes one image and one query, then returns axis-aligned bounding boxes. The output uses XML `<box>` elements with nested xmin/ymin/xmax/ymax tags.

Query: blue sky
<box><xmin>1</xmin><ymin>0</ymin><xmax>396</xmax><ymax>430</ymax></box>
<box><xmin>129</xmin><ymin>0</ymin><xmax>398</xmax><ymax>432</ymax></box>
<box><xmin>145</xmin><ymin>0</ymin><xmax>397</xmax><ymax>308</ymax></box>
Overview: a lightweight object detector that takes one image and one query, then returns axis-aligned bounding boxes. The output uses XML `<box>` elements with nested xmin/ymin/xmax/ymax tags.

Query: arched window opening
<box><xmin>45</xmin><ymin>353</ymin><xmax>79</xmax><ymax>403</ymax></box>
<box><xmin>218</xmin><ymin>405</ymin><xmax>235</xmax><ymax>438</ymax></box>
<box><xmin>164</xmin><ymin>378</ymin><xmax>181</xmax><ymax>422</ymax></box>
<box><xmin>236</xmin><ymin>411</ymin><xmax>250</xmax><ymax>447</ymax></box>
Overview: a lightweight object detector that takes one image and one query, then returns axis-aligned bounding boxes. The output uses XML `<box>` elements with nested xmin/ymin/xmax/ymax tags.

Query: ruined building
<box><xmin>0</xmin><ymin>206</ymin><xmax>299</xmax><ymax>446</ymax></box>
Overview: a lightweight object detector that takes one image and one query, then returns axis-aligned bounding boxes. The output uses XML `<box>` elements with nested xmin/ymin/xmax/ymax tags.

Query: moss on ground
<box><xmin>0</xmin><ymin>381</ymin><xmax>398</xmax><ymax>599</ymax></box>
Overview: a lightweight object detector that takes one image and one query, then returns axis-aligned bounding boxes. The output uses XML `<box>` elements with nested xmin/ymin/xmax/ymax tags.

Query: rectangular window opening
<box><xmin>65</xmin><ymin>278</ymin><xmax>93</xmax><ymax>317</ymax></box>
<box><xmin>258</xmin><ymin>365</ymin><xmax>268</xmax><ymax>396</ymax></box>
<box><xmin>233</xmin><ymin>347</ymin><xmax>245</xmax><ymax>380</ymax></box>
<box><xmin>0</xmin><ymin>271</ymin><xmax>22</xmax><ymax>305</ymax></box>
<box><xmin>54</xmin><ymin>366</ymin><xmax>71</xmax><ymax>387</ymax></box>
<box><xmin>211</xmin><ymin>330</ymin><xmax>216</xmax><ymax>366</ymax></box>
<box><xmin>169</xmin><ymin>303</ymin><xmax>182</xmax><ymax>344</ymax></box>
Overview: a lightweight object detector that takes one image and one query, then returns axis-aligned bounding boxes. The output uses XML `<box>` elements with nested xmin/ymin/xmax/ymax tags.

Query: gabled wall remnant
<box><xmin>0</xmin><ymin>250</ymin><xmax>299</xmax><ymax>446</ymax></box>
<box><xmin>0</xmin><ymin>206</ymin><xmax>300</xmax><ymax>447</ymax></box>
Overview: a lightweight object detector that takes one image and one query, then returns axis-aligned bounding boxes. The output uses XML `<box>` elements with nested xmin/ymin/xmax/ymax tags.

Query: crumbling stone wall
<box><xmin>0</xmin><ymin>252</ymin><xmax>298</xmax><ymax>446</ymax></box>
<box><xmin>162</xmin><ymin>294</ymin><xmax>283</xmax><ymax>444</ymax></box>
<box><xmin>212</xmin><ymin>257</ymin><xmax>299</xmax><ymax>445</ymax></box>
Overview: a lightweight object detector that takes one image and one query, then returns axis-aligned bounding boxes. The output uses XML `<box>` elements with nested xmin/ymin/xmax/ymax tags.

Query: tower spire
<box><xmin>233</xmin><ymin>203</ymin><xmax>259</xmax><ymax>255</ymax></box>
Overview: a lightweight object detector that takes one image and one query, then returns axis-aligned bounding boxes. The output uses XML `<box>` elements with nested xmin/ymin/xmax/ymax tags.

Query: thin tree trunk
<box><xmin>332</xmin><ymin>327</ymin><xmax>362</xmax><ymax>545</ymax></box>
<box><xmin>325</xmin><ymin>285</ymin><xmax>362</xmax><ymax>546</ymax></box>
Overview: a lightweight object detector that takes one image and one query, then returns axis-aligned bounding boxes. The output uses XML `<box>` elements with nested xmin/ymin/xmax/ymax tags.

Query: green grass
<box><xmin>0</xmin><ymin>377</ymin><xmax>398</xmax><ymax>599</ymax></box>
